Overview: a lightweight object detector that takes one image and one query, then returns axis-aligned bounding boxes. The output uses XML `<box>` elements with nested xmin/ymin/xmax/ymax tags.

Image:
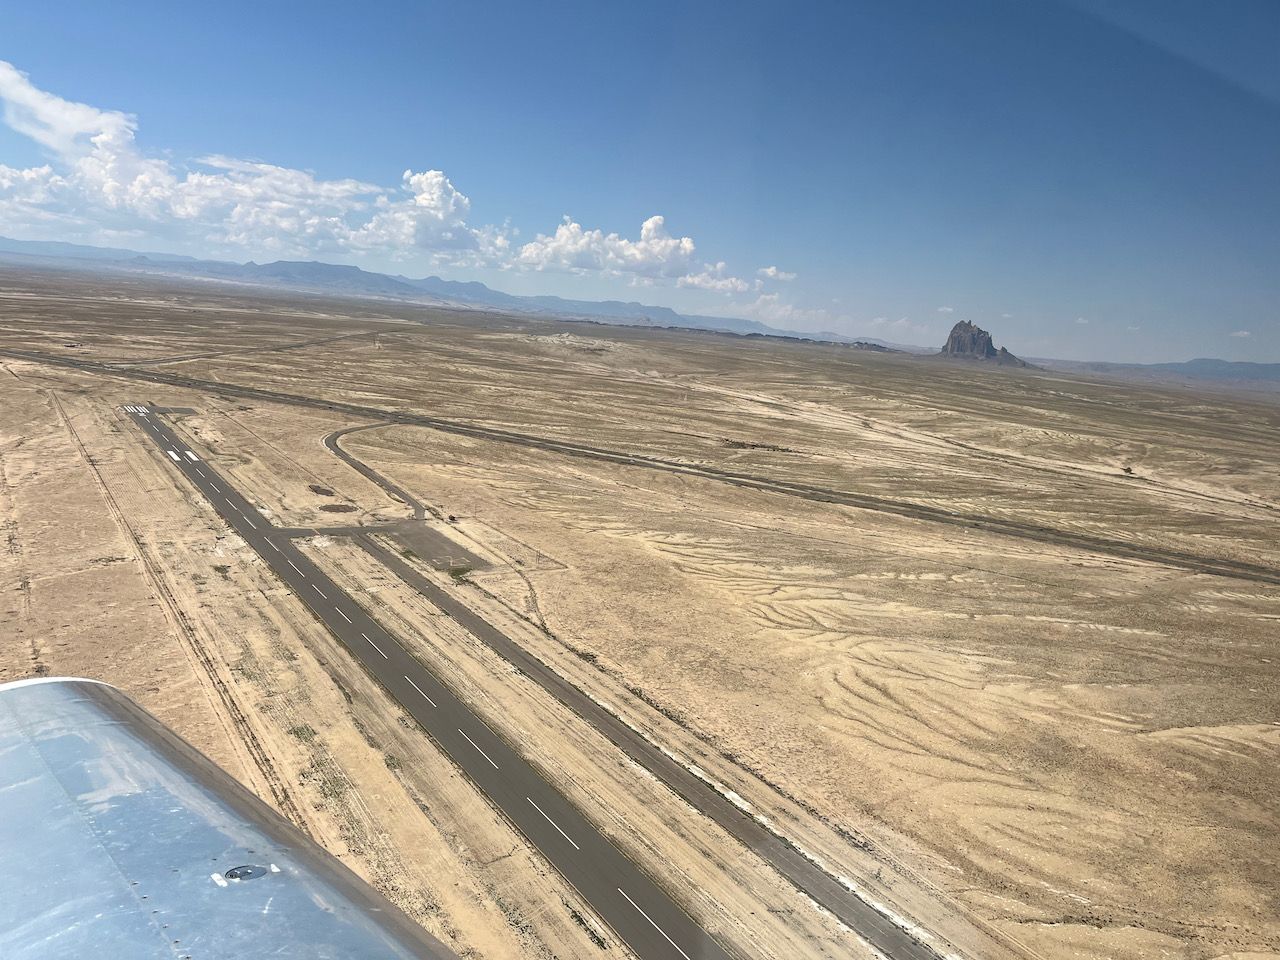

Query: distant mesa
<box><xmin>938</xmin><ymin>320</ymin><xmax>1027</xmax><ymax>367</ymax></box>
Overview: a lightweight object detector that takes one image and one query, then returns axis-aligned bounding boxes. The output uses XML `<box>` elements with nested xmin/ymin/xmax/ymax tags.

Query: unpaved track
<box><xmin>7</xmin><ymin>347</ymin><xmax>1280</xmax><ymax>587</ymax></box>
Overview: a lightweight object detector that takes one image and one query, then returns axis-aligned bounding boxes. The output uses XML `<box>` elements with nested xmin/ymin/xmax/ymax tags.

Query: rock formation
<box><xmin>939</xmin><ymin>320</ymin><xmax>1026</xmax><ymax>366</ymax></box>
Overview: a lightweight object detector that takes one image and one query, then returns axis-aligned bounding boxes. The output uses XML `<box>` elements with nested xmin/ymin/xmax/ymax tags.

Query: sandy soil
<box><xmin>2</xmin><ymin>264</ymin><xmax>1277</xmax><ymax>960</ymax></box>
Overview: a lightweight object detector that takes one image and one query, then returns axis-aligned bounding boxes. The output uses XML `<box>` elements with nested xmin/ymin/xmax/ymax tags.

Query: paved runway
<box><xmin>123</xmin><ymin>403</ymin><xmax>734</xmax><ymax>960</ymax></box>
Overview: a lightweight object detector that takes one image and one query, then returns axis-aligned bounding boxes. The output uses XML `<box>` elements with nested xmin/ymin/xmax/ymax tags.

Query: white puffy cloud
<box><xmin>1229</xmin><ymin>329</ymin><xmax>1251</xmax><ymax>338</ymax></box>
<box><xmin>0</xmin><ymin>60</ymin><xmax>472</xmax><ymax>258</ymax></box>
<box><xmin>732</xmin><ymin>292</ymin><xmax>836</xmax><ymax>329</ymax></box>
<box><xmin>757</xmin><ymin>265</ymin><xmax>796</xmax><ymax>281</ymax></box>
<box><xmin>937</xmin><ymin>305</ymin><xmax>954</xmax><ymax>313</ymax></box>
<box><xmin>0</xmin><ymin>60</ymin><xmax>756</xmax><ymax>290</ymax></box>
<box><xmin>678</xmin><ymin>261</ymin><xmax>755</xmax><ymax>294</ymax></box>
<box><xmin>517</xmin><ymin>215</ymin><xmax>695</xmax><ymax>277</ymax></box>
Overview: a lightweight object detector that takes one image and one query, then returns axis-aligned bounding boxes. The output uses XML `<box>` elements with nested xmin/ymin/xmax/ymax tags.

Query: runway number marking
<box><xmin>458</xmin><ymin>729</ymin><xmax>499</xmax><ymax>770</ymax></box>
<box><xmin>361</xmin><ymin>633</ymin><xmax>388</xmax><ymax>659</ymax></box>
<box><xmin>405</xmin><ymin>675</ymin><xmax>436</xmax><ymax>707</ymax></box>
<box><xmin>527</xmin><ymin>797</ymin><xmax>580</xmax><ymax>850</ymax></box>
<box><xmin>616</xmin><ymin>888</ymin><xmax>693</xmax><ymax>960</ymax></box>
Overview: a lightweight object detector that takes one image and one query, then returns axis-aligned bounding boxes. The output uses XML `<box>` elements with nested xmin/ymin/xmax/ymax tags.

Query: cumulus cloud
<box><xmin>517</xmin><ymin>215</ymin><xmax>695</xmax><ymax>277</ymax></box>
<box><xmin>1230</xmin><ymin>329</ymin><xmax>1251</xmax><ymax>338</ymax></box>
<box><xmin>729</xmin><ymin>292</ymin><xmax>842</xmax><ymax>330</ymax></box>
<box><xmin>0</xmin><ymin>61</ymin><xmax>493</xmax><ymax>261</ymax></box>
<box><xmin>678</xmin><ymin>261</ymin><xmax>755</xmax><ymax>293</ymax></box>
<box><xmin>0</xmin><ymin>61</ymin><xmax>747</xmax><ymax>290</ymax></box>
<box><xmin>757</xmin><ymin>265</ymin><xmax>796</xmax><ymax>281</ymax></box>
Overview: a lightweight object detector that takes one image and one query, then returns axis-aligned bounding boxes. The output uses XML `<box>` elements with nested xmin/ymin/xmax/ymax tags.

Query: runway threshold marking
<box><xmin>361</xmin><ymin>632</ymin><xmax>388</xmax><ymax>659</ymax></box>
<box><xmin>527</xmin><ymin>797</ymin><xmax>580</xmax><ymax>850</ymax></box>
<box><xmin>405</xmin><ymin>675</ymin><xmax>436</xmax><ymax>707</ymax></box>
<box><xmin>617</xmin><ymin>888</ymin><xmax>693</xmax><ymax>960</ymax></box>
<box><xmin>458</xmin><ymin>728</ymin><xmax>500</xmax><ymax>770</ymax></box>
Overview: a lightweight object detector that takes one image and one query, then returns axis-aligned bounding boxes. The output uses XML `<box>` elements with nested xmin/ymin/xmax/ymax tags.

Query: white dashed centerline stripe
<box><xmin>194</xmin><ymin>467</ymin><xmax>205</xmax><ymax>477</ymax></box>
<box><xmin>458</xmin><ymin>729</ymin><xmax>499</xmax><ymax>770</ymax></box>
<box><xmin>287</xmin><ymin>559</ymin><xmax>303</xmax><ymax>574</ymax></box>
<box><xmin>527</xmin><ymin>797</ymin><xmax>580</xmax><ymax>850</ymax></box>
<box><xmin>616</xmin><ymin>888</ymin><xmax>693</xmax><ymax>960</ymax></box>
<box><xmin>361</xmin><ymin>633</ymin><xmax>388</xmax><ymax>659</ymax></box>
<box><xmin>336</xmin><ymin>609</ymin><xmax>352</xmax><ymax>623</ymax></box>
<box><xmin>265</xmin><ymin>540</ymin><xmax>279</xmax><ymax>551</ymax></box>
<box><xmin>405</xmin><ymin>675</ymin><xmax>437</xmax><ymax>707</ymax></box>
<box><xmin>312</xmin><ymin>584</ymin><xmax>326</xmax><ymax>599</ymax></box>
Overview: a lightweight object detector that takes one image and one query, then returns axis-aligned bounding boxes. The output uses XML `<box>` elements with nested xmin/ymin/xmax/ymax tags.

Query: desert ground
<box><xmin>1</xmin><ymin>262</ymin><xmax>1277</xmax><ymax>960</ymax></box>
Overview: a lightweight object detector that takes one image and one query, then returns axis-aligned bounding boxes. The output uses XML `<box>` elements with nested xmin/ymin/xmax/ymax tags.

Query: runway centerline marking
<box><xmin>312</xmin><ymin>584</ymin><xmax>327</xmax><ymax>599</ymax></box>
<box><xmin>287</xmin><ymin>559</ymin><xmax>303</xmax><ymax>574</ymax></box>
<box><xmin>458</xmin><ymin>729</ymin><xmax>499</xmax><ymax>770</ymax></box>
<box><xmin>405</xmin><ymin>675</ymin><xmax>436</xmax><ymax>707</ymax></box>
<box><xmin>336</xmin><ymin>609</ymin><xmax>352</xmax><ymax>623</ymax></box>
<box><xmin>361</xmin><ymin>633</ymin><xmax>388</xmax><ymax>659</ymax></box>
<box><xmin>616</xmin><ymin>888</ymin><xmax>693</xmax><ymax>960</ymax></box>
<box><xmin>527</xmin><ymin>797</ymin><xmax>580</xmax><ymax>850</ymax></box>
<box><xmin>265</xmin><ymin>540</ymin><xmax>279</xmax><ymax>551</ymax></box>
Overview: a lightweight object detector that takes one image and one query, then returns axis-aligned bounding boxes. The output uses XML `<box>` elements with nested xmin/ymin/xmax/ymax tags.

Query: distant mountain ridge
<box><xmin>0</xmin><ymin>235</ymin><xmax>199</xmax><ymax>263</ymax></box>
<box><xmin>0</xmin><ymin>235</ymin><xmax>893</xmax><ymax>349</ymax></box>
<box><xmin>1043</xmin><ymin>357</ymin><xmax>1280</xmax><ymax>388</ymax></box>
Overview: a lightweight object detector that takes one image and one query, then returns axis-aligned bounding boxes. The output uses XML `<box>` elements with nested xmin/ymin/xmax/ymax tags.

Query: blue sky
<box><xmin>1</xmin><ymin>0</ymin><xmax>1277</xmax><ymax>362</ymax></box>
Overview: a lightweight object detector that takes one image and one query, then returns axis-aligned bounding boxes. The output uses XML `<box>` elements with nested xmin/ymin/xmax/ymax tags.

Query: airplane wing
<box><xmin>0</xmin><ymin>677</ymin><xmax>458</xmax><ymax>959</ymax></box>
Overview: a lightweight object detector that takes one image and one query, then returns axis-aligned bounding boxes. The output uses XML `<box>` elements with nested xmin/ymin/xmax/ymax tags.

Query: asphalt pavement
<box><xmin>122</xmin><ymin>403</ymin><xmax>735</xmax><ymax>960</ymax></box>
